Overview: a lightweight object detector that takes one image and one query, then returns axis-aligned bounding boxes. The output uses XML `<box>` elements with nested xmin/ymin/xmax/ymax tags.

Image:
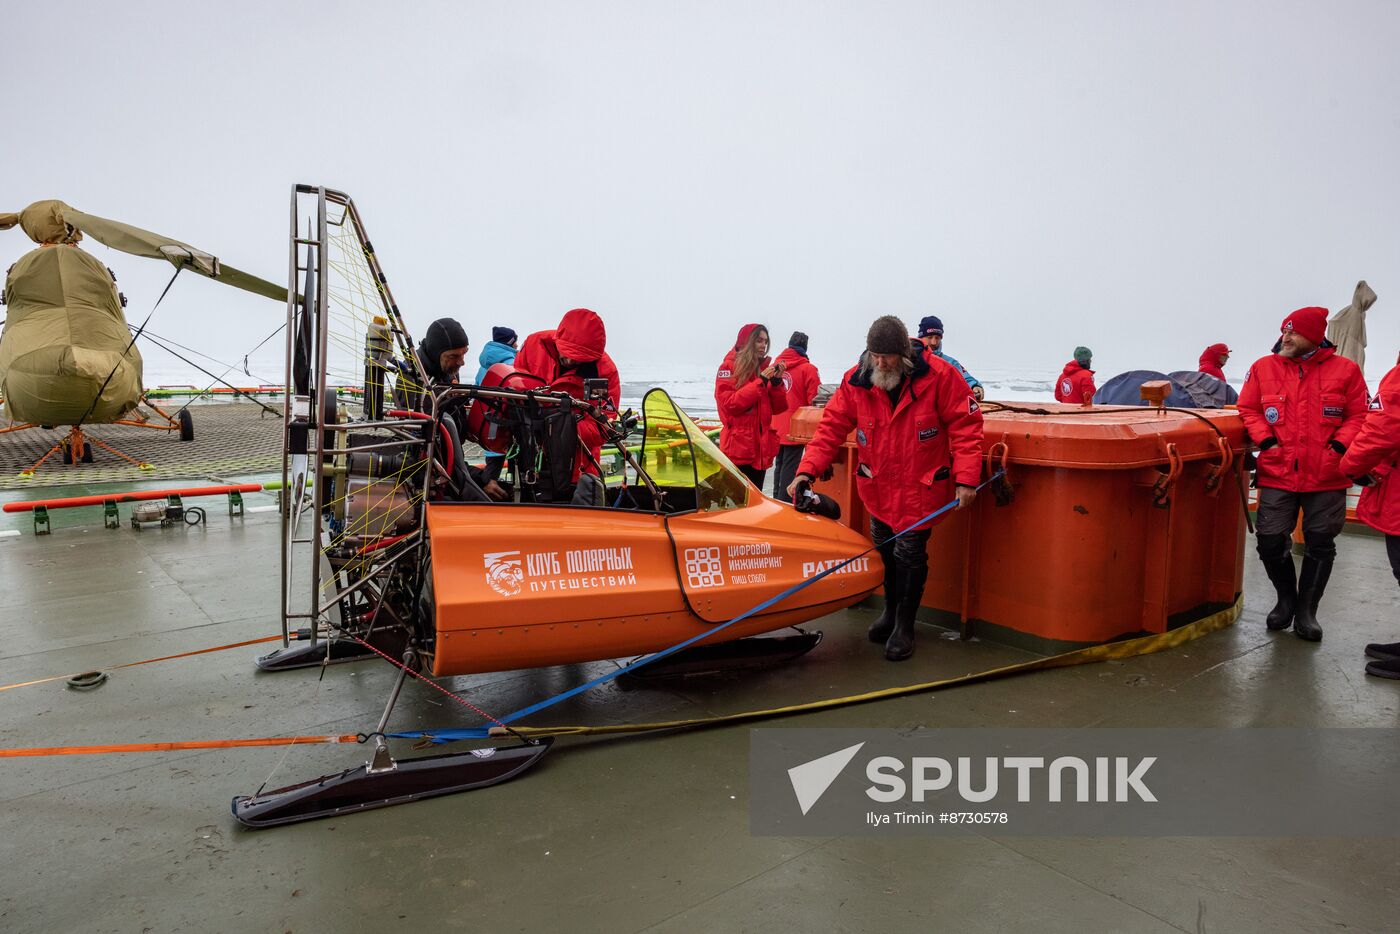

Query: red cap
<box><xmin>1280</xmin><ymin>307</ymin><xmax>1328</xmax><ymax>345</ymax></box>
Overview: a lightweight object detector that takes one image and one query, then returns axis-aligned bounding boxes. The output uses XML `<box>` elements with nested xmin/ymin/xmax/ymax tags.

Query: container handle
<box><xmin>1152</xmin><ymin>442</ymin><xmax>1182</xmax><ymax>509</ymax></box>
<box><xmin>1203</xmin><ymin>435</ymin><xmax>1233</xmax><ymax>496</ymax></box>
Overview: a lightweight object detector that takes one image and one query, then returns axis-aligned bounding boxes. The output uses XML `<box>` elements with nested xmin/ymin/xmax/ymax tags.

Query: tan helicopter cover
<box><xmin>0</xmin><ymin>200</ymin><xmax>287</xmax><ymax>302</ymax></box>
<box><xmin>0</xmin><ymin>199</ymin><xmax>287</xmax><ymax>425</ymax></box>
<box><xmin>0</xmin><ymin>243</ymin><xmax>143</xmax><ymax>424</ymax></box>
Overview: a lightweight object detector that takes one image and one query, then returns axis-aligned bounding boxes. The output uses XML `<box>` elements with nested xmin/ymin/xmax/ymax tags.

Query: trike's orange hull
<box><xmin>426</xmin><ymin>497</ymin><xmax>882</xmax><ymax>676</ymax></box>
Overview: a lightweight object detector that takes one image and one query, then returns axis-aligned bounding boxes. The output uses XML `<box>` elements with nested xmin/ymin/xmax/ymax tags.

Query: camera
<box><xmin>583</xmin><ymin>377</ymin><xmax>610</xmax><ymax>401</ymax></box>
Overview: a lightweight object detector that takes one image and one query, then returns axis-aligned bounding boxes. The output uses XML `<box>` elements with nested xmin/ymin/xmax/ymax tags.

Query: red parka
<box><xmin>1340</xmin><ymin>362</ymin><xmax>1400</xmax><ymax>535</ymax></box>
<box><xmin>1054</xmin><ymin>361</ymin><xmax>1096</xmax><ymax>403</ymax></box>
<box><xmin>771</xmin><ymin>346</ymin><xmax>821</xmax><ymax>443</ymax></box>
<box><xmin>1198</xmin><ymin>344</ymin><xmax>1229</xmax><ymax>381</ymax></box>
<box><xmin>1238</xmin><ymin>344</ymin><xmax>1368</xmax><ymax>492</ymax></box>
<box><xmin>715</xmin><ymin>325</ymin><xmax>789</xmax><ymax>470</ymax></box>
<box><xmin>514</xmin><ymin>308</ymin><xmax>621</xmax><ymax>478</ymax></box>
<box><xmin>797</xmin><ymin>352</ymin><xmax>984</xmax><ymax>531</ymax></box>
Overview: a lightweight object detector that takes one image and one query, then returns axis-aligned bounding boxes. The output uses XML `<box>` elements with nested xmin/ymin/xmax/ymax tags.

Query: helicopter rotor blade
<box><xmin>60</xmin><ymin>207</ymin><xmax>287</xmax><ymax>303</ymax></box>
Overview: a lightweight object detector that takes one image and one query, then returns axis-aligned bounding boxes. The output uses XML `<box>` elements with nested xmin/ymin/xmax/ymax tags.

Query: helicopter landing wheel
<box><xmin>61</xmin><ymin>441</ymin><xmax>93</xmax><ymax>464</ymax></box>
<box><xmin>178</xmin><ymin>409</ymin><xmax>194</xmax><ymax>441</ymax></box>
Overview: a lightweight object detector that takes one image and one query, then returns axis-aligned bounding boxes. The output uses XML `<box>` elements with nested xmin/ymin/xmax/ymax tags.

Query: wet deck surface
<box><xmin>1</xmin><ymin>484</ymin><xmax>1398</xmax><ymax>933</ymax></box>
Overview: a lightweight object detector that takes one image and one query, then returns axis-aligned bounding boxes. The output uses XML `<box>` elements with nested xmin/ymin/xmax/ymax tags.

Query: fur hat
<box><xmin>866</xmin><ymin>316</ymin><xmax>911</xmax><ymax>356</ymax></box>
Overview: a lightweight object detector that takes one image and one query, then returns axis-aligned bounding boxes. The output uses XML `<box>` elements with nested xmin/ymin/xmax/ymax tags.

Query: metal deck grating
<box><xmin>0</xmin><ymin>402</ymin><xmax>284</xmax><ymax>489</ymax></box>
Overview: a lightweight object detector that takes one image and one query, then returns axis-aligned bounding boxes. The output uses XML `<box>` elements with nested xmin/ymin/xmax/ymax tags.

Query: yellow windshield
<box><xmin>641</xmin><ymin>389</ymin><xmax>750</xmax><ymax>512</ymax></box>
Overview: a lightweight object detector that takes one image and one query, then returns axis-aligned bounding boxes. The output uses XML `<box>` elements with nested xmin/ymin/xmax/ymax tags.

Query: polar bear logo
<box><xmin>484</xmin><ymin>551</ymin><xmax>524</xmax><ymax>597</ymax></box>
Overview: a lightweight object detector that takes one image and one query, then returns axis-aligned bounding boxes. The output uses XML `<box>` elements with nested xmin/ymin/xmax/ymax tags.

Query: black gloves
<box><xmin>792</xmin><ymin>476</ymin><xmax>813</xmax><ymax>505</ymax></box>
<box><xmin>1257</xmin><ymin>437</ymin><xmax>1279</xmax><ymax>451</ymax></box>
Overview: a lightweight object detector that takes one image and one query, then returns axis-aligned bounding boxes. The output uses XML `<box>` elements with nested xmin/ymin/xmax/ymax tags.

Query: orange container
<box><xmin>789</xmin><ymin>402</ymin><xmax>1248</xmax><ymax>649</ymax></box>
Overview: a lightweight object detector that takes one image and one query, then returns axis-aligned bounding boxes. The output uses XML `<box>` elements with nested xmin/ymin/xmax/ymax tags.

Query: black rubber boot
<box><xmin>1364</xmin><ymin>641</ymin><xmax>1400</xmax><ymax>661</ymax></box>
<box><xmin>884</xmin><ymin>566</ymin><xmax>926</xmax><ymax>662</ymax></box>
<box><xmin>868</xmin><ymin>559</ymin><xmax>900</xmax><ymax>644</ymax></box>
<box><xmin>1292</xmin><ymin>553</ymin><xmax>1332</xmax><ymax>642</ymax></box>
<box><xmin>1257</xmin><ymin>536</ymin><xmax>1298</xmax><ymax>632</ymax></box>
<box><xmin>1365</xmin><ymin>656</ymin><xmax>1400</xmax><ymax>680</ymax></box>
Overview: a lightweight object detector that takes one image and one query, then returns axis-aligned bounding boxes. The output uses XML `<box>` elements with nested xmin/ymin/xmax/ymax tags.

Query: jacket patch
<box><xmin>968</xmin><ymin>396</ymin><xmax>980</xmax><ymax>414</ymax></box>
<box><xmin>1060</xmin><ymin>378</ymin><xmax>1073</xmax><ymax>396</ymax></box>
<box><xmin>1323</xmin><ymin>405</ymin><xmax>1344</xmax><ymax>419</ymax></box>
<box><xmin>717</xmin><ymin>368</ymin><xmax>732</xmax><ymax>379</ymax></box>
<box><xmin>856</xmin><ymin>428</ymin><xmax>868</xmax><ymax>446</ymax></box>
<box><xmin>918</xmin><ymin>426</ymin><xmax>938</xmax><ymax>442</ymax></box>
<box><xmin>1264</xmin><ymin>406</ymin><xmax>1280</xmax><ymax>424</ymax></box>
<box><xmin>1370</xmin><ymin>394</ymin><xmax>1384</xmax><ymax>412</ymax></box>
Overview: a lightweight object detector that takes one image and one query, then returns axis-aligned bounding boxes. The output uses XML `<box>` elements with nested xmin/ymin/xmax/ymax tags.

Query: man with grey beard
<box><xmin>1238</xmin><ymin>307</ymin><xmax>1367</xmax><ymax>642</ymax></box>
<box><xmin>788</xmin><ymin>315</ymin><xmax>984</xmax><ymax>661</ymax></box>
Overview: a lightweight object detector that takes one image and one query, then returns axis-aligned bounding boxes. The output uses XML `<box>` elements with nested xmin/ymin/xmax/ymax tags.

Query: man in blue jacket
<box><xmin>917</xmin><ymin>316</ymin><xmax>984</xmax><ymax>401</ymax></box>
<box><xmin>475</xmin><ymin>326</ymin><xmax>518</xmax><ymax>481</ymax></box>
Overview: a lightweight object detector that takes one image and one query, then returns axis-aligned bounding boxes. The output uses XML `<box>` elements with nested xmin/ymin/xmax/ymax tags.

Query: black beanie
<box><xmin>419</xmin><ymin>318</ymin><xmax>469</xmax><ymax>380</ymax></box>
<box><xmin>788</xmin><ymin>331</ymin><xmax>809</xmax><ymax>352</ymax></box>
<box><xmin>866</xmin><ymin>316</ymin><xmax>910</xmax><ymax>356</ymax></box>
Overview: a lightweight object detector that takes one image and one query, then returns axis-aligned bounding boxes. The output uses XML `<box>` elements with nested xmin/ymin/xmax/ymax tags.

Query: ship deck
<box><xmin>1</xmin><ymin>476</ymin><xmax>1397</xmax><ymax>933</ymax></box>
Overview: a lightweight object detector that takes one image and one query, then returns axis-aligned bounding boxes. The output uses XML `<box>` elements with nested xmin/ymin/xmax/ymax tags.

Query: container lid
<box><xmin>786</xmin><ymin>402</ymin><xmax>1245</xmax><ymax>469</ymax></box>
<box><xmin>982</xmin><ymin>403</ymin><xmax>1245</xmax><ymax>469</ymax></box>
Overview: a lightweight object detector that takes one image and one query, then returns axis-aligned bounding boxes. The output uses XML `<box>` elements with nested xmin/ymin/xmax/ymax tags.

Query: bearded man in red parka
<box><xmin>1239</xmin><ymin>307</ymin><xmax>1367</xmax><ymax>642</ymax></box>
<box><xmin>788</xmin><ymin>315</ymin><xmax>984</xmax><ymax>661</ymax></box>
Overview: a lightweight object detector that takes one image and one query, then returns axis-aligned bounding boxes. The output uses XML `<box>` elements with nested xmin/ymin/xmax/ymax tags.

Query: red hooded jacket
<box><xmin>514</xmin><ymin>308</ymin><xmax>621</xmax><ymax>478</ymax></box>
<box><xmin>1198</xmin><ymin>344</ymin><xmax>1229</xmax><ymax>381</ymax></box>
<box><xmin>797</xmin><ymin>352</ymin><xmax>984</xmax><ymax>531</ymax></box>
<box><xmin>1340</xmin><ymin>361</ymin><xmax>1400</xmax><ymax>535</ymax></box>
<box><xmin>715</xmin><ymin>324</ymin><xmax>789</xmax><ymax>470</ymax></box>
<box><xmin>1238</xmin><ymin>344</ymin><xmax>1368</xmax><ymax>492</ymax></box>
<box><xmin>771</xmin><ymin>346</ymin><xmax>822</xmax><ymax>443</ymax></box>
<box><xmin>1053</xmin><ymin>361</ymin><xmax>1096</xmax><ymax>404</ymax></box>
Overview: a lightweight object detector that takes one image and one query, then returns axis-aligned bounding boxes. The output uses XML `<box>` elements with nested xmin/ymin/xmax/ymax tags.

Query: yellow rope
<box><xmin>488</xmin><ymin>597</ymin><xmax>1243</xmax><ymax>739</ymax></box>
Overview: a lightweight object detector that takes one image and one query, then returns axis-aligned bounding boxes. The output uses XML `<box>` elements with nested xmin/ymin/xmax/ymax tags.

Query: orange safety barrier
<box><xmin>2</xmin><ymin>483</ymin><xmax>264</xmax><ymax>513</ymax></box>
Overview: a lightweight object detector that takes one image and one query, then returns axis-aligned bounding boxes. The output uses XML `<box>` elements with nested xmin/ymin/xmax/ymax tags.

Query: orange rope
<box><xmin>0</xmin><ymin>734</ymin><xmax>360</xmax><ymax>758</ymax></box>
<box><xmin>0</xmin><ymin>634</ymin><xmax>285</xmax><ymax>693</ymax></box>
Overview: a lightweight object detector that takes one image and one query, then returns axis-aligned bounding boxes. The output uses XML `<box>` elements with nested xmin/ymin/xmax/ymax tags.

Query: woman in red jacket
<box><xmin>1340</xmin><ymin>355</ymin><xmax>1400</xmax><ymax>678</ymax></box>
<box><xmin>715</xmin><ymin>323</ymin><xmax>788</xmax><ymax>491</ymax></box>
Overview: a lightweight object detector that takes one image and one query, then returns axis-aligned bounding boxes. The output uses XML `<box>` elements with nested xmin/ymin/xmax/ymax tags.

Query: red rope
<box><xmin>347</xmin><ymin>635</ymin><xmax>507</xmax><ymax>729</ymax></box>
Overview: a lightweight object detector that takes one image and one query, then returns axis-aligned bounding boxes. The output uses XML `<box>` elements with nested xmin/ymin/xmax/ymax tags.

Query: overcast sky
<box><xmin>5</xmin><ymin>0</ymin><xmax>1398</xmax><ymax>385</ymax></box>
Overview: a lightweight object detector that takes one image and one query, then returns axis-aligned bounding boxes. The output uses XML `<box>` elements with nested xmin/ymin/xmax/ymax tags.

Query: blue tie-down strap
<box><xmin>391</xmin><ymin>472</ymin><xmax>1005</xmax><ymax>743</ymax></box>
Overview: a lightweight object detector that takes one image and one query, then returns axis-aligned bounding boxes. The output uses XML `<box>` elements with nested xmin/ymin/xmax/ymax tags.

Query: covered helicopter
<box><xmin>233</xmin><ymin>186</ymin><xmax>883</xmax><ymax>826</ymax></box>
<box><xmin>0</xmin><ymin>200</ymin><xmax>286</xmax><ymax>472</ymax></box>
